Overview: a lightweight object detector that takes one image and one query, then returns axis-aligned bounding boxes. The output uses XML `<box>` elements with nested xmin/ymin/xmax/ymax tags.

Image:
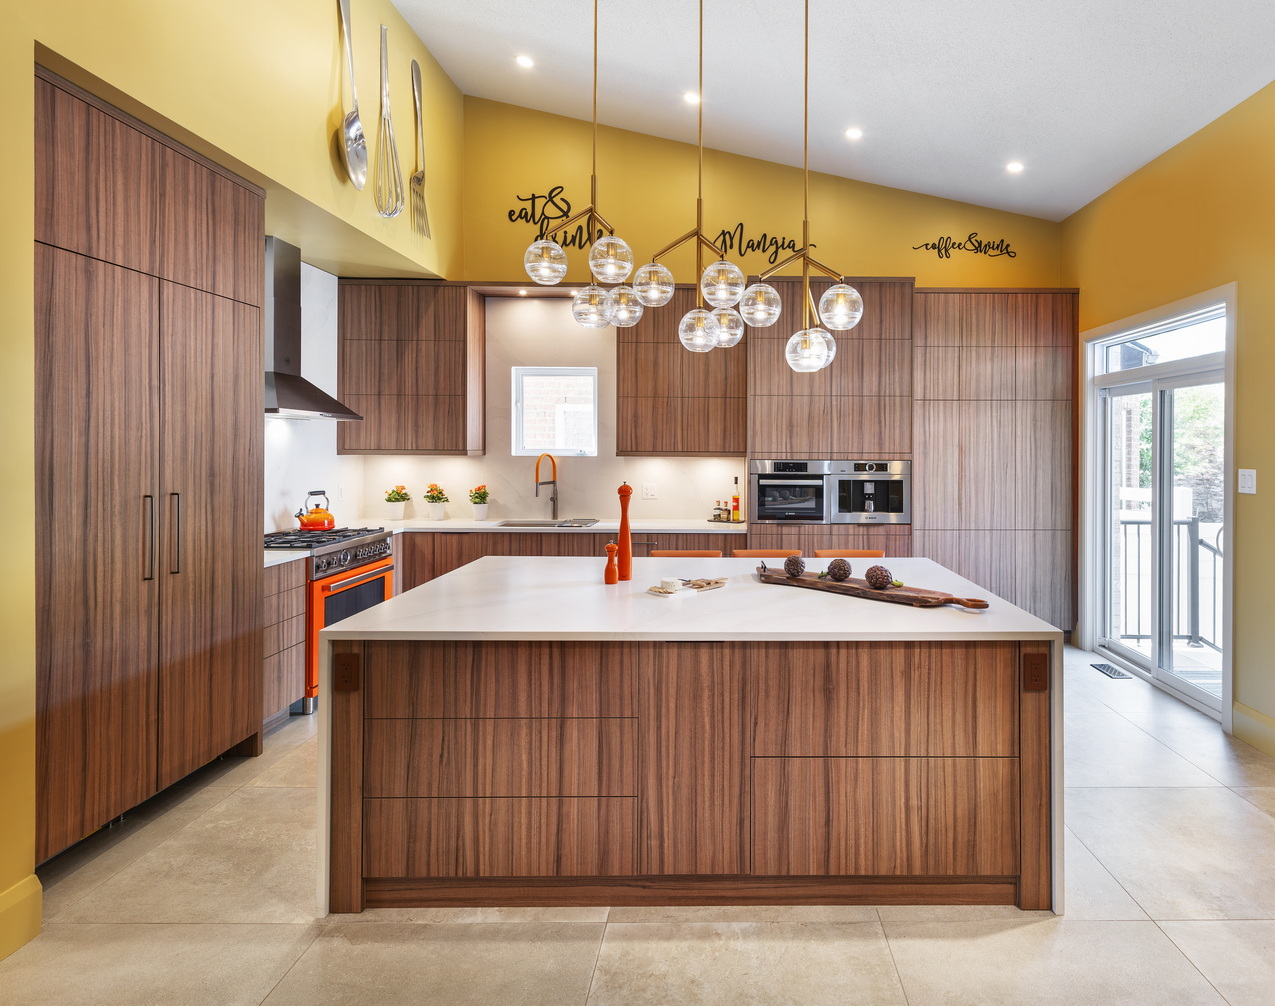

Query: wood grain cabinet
<box><xmin>911</xmin><ymin>290</ymin><xmax>1077</xmax><ymax>629</ymax></box>
<box><xmin>747</xmin><ymin>278</ymin><xmax>914</xmax><ymax>457</ymax></box>
<box><xmin>337</xmin><ymin>281</ymin><xmax>485</xmax><ymax>455</ymax></box>
<box><xmin>263</xmin><ymin>560</ymin><xmax>306</xmax><ymax>723</ymax></box>
<box><xmin>616</xmin><ymin>287</ymin><xmax>746</xmax><ymax>456</ymax></box>
<box><xmin>34</xmin><ymin>71</ymin><xmax>264</xmax><ymax>862</ymax></box>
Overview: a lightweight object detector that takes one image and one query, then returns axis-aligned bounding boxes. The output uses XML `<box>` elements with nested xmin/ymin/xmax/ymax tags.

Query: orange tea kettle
<box><xmin>295</xmin><ymin>490</ymin><xmax>336</xmax><ymax>530</ymax></box>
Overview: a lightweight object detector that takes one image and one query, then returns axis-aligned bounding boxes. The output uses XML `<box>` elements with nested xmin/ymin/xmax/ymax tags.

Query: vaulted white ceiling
<box><xmin>392</xmin><ymin>0</ymin><xmax>1275</xmax><ymax>221</ymax></box>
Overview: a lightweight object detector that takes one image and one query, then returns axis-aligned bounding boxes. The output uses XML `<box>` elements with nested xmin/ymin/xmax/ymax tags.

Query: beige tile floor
<box><xmin>4</xmin><ymin>646</ymin><xmax>1275</xmax><ymax>1004</ymax></box>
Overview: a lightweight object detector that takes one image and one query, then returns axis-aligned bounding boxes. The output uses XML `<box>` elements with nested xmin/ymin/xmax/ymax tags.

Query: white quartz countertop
<box><xmin>320</xmin><ymin>555</ymin><xmax>1062</xmax><ymax>642</ymax></box>
<box><xmin>264</xmin><ymin>549</ymin><xmax>309</xmax><ymax>569</ymax></box>
<box><xmin>377</xmin><ymin>517</ymin><xmax>747</xmax><ymax>534</ymax></box>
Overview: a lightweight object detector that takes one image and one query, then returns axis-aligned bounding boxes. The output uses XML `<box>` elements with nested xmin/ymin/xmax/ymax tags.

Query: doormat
<box><xmin>1092</xmin><ymin>662</ymin><xmax>1131</xmax><ymax>679</ymax></box>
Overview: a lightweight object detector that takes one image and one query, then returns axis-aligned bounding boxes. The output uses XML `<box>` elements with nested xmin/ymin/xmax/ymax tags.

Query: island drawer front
<box><xmin>362</xmin><ymin>641</ymin><xmax>638</xmax><ymax>718</ymax></box>
<box><xmin>264</xmin><ymin>559</ymin><xmax>305</xmax><ymax>596</ymax></box>
<box><xmin>752</xmin><ymin>757</ymin><xmax>1019</xmax><ymax>876</ymax></box>
<box><xmin>263</xmin><ymin>613</ymin><xmax>304</xmax><ymax>659</ymax></box>
<box><xmin>363</xmin><ymin>797</ymin><xmax>637</xmax><ymax>877</ymax></box>
<box><xmin>364</xmin><ymin>718</ymin><xmax>638</xmax><ymax>797</ymax></box>
<box><xmin>751</xmin><ymin>641</ymin><xmax>1019</xmax><ymax>757</ymax></box>
<box><xmin>263</xmin><ymin>584</ymin><xmax>304</xmax><ymax>627</ymax></box>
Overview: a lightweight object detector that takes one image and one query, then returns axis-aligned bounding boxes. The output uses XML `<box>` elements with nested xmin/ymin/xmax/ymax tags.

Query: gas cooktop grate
<box><xmin>264</xmin><ymin>527</ymin><xmax>386</xmax><ymax>548</ymax></box>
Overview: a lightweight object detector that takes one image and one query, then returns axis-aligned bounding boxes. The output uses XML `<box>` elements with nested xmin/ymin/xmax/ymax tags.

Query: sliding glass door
<box><xmin>1092</xmin><ymin>301</ymin><xmax>1228</xmax><ymax>714</ymax></box>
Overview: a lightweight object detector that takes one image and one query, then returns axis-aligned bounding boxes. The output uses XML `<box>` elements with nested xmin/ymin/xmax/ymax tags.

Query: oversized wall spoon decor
<box><xmin>336</xmin><ymin>0</ymin><xmax>367</xmax><ymax>190</ymax></box>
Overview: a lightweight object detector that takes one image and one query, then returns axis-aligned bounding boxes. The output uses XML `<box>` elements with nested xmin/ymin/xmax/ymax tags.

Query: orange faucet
<box><xmin>534</xmin><ymin>453</ymin><xmax>559</xmax><ymax>520</ymax></box>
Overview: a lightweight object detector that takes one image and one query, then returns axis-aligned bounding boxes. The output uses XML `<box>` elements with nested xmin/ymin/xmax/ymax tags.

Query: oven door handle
<box><xmin>321</xmin><ymin>563</ymin><xmax>394</xmax><ymax>592</ymax></box>
<box><xmin>756</xmin><ymin>478</ymin><xmax>824</xmax><ymax>486</ymax></box>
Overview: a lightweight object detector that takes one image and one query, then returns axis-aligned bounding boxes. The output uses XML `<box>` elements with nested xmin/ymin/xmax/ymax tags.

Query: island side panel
<box><xmin>639</xmin><ymin>642</ymin><xmax>750</xmax><ymax>875</ymax></box>
<box><xmin>1018</xmin><ymin>639</ymin><xmax>1054</xmax><ymax>910</ymax></box>
<box><xmin>328</xmin><ymin>640</ymin><xmax>364</xmax><ymax>914</ymax></box>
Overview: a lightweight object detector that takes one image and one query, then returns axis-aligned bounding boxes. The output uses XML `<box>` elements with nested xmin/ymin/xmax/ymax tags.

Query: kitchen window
<box><xmin>511</xmin><ymin>366</ymin><xmax>598</xmax><ymax>456</ymax></box>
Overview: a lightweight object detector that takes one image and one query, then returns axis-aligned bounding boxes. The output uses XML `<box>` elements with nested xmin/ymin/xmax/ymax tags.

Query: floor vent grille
<box><xmin>1092</xmin><ymin>662</ymin><xmax>1132</xmax><ymax>679</ymax></box>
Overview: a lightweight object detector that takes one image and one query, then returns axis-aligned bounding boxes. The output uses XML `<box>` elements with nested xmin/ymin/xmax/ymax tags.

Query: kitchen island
<box><xmin>317</xmin><ymin>556</ymin><xmax>1064</xmax><ymax>915</ymax></box>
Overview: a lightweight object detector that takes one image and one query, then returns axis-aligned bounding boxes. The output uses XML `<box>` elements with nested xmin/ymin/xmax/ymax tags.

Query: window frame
<box><xmin>510</xmin><ymin>365</ymin><xmax>599</xmax><ymax>457</ymax></box>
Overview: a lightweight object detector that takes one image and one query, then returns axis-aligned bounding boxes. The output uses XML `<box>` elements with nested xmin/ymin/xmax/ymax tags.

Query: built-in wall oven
<box><xmin>750</xmin><ymin>460</ymin><xmax>912</xmax><ymax>525</ymax></box>
<box><xmin>265</xmin><ymin>527</ymin><xmax>393</xmax><ymax>713</ymax></box>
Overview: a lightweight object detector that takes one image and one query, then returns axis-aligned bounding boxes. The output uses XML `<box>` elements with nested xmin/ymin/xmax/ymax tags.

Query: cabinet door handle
<box><xmin>143</xmin><ymin>494</ymin><xmax>156</xmax><ymax>581</ymax></box>
<box><xmin>631</xmin><ymin>539</ymin><xmax>658</xmax><ymax>555</ymax></box>
<box><xmin>169</xmin><ymin>492</ymin><xmax>182</xmax><ymax>574</ymax></box>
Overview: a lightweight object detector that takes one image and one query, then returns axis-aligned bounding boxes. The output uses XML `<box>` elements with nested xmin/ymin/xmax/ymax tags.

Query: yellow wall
<box><xmin>1060</xmin><ymin>82</ymin><xmax>1275</xmax><ymax>755</ymax></box>
<box><xmin>463</xmin><ymin>99</ymin><xmax>1063</xmax><ymax>288</ymax></box>
<box><xmin>0</xmin><ymin>0</ymin><xmax>463</xmax><ymax>959</ymax></box>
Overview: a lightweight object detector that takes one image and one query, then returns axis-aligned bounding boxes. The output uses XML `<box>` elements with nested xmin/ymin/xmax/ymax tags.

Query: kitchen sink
<box><xmin>495</xmin><ymin>518</ymin><xmax>600</xmax><ymax>528</ymax></box>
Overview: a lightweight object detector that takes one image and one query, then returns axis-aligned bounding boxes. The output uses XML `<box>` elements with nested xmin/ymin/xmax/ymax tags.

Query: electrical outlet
<box><xmin>642</xmin><ymin>482</ymin><xmax>658</xmax><ymax>500</ymax></box>
<box><xmin>1239</xmin><ymin>469</ymin><xmax>1257</xmax><ymax>494</ymax></box>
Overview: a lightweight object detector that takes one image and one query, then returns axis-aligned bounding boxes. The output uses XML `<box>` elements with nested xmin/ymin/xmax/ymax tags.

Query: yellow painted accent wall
<box><xmin>0</xmin><ymin>0</ymin><xmax>463</xmax><ymax>959</ymax></box>
<box><xmin>1060</xmin><ymin>81</ymin><xmax>1275</xmax><ymax>755</ymax></box>
<box><xmin>462</xmin><ymin>99</ymin><xmax>1064</xmax><ymax>288</ymax></box>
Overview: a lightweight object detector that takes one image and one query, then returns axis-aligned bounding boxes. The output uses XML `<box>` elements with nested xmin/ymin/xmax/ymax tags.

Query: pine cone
<box><xmin>783</xmin><ymin>555</ymin><xmax>806</xmax><ymax>578</ymax></box>
<box><xmin>826</xmin><ymin>558</ymin><xmax>851</xmax><ymax>582</ymax></box>
<box><xmin>864</xmin><ymin>564</ymin><xmax>893</xmax><ymax>590</ymax></box>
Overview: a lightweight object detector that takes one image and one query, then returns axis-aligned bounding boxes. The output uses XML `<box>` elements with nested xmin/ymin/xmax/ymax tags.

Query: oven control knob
<box><xmin>339</xmin><ymin>549</ymin><xmax>351</xmax><ymax>566</ymax></box>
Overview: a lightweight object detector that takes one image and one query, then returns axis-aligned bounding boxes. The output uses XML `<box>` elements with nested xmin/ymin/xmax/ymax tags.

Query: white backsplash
<box><xmin>361</xmin><ymin>297</ymin><xmax>747</xmax><ymax>523</ymax></box>
<box><xmin>262</xmin><ymin>264</ymin><xmax>364</xmax><ymax>532</ymax></box>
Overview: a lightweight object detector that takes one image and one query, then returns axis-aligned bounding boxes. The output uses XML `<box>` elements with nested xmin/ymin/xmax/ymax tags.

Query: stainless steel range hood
<box><xmin>263</xmin><ymin>237</ymin><xmax>362</xmax><ymax>421</ymax></box>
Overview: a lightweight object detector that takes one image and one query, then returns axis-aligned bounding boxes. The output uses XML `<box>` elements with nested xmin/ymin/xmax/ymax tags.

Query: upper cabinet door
<box><xmin>34</xmin><ymin>78</ymin><xmax>160</xmax><ymax>275</ymax></box>
<box><xmin>35</xmin><ymin>245</ymin><xmax>162</xmax><ymax>863</ymax></box>
<box><xmin>156</xmin><ymin>282</ymin><xmax>264</xmax><ymax>789</ymax></box>
<box><xmin>337</xmin><ymin>283</ymin><xmax>485</xmax><ymax>455</ymax></box>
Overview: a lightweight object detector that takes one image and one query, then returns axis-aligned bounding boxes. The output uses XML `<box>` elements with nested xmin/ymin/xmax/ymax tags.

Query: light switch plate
<box><xmin>642</xmin><ymin>483</ymin><xmax>658</xmax><ymax>499</ymax></box>
<box><xmin>1239</xmin><ymin>469</ymin><xmax>1257</xmax><ymax>494</ymax></box>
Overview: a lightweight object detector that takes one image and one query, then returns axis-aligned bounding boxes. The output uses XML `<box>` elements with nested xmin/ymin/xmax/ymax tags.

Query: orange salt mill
<box><xmin>617</xmin><ymin>483</ymin><xmax>633</xmax><ymax>581</ymax></box>
<box><xmin>604</xmin><ymin>541</ymin><xmax>619</xmax><ymax>584</ymax></box>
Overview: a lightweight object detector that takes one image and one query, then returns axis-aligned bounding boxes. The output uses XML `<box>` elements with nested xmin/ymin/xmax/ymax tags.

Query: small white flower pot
<box><xmin>386</xmin><ymin>501</ymin><xmax>406</xmax><ymax>520</ymax></box>
<box><xmin>427</xmin><ymin>502</ymin><xmax>446</xmax><ymax>520</ymax></box>
<box><xmin>472</xmin><ymin>503</ymin><xmax>489</xmax><ymax>521</ymax></box>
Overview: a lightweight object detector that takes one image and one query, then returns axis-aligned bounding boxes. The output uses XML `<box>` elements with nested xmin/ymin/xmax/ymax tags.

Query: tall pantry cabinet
<box><xmin>33</xmin><ymin>70</ymin><xmax>264</xmax><ymax>861</ymax></box>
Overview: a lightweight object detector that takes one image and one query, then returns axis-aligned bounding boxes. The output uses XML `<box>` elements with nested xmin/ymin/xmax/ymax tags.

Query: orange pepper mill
<box><xmin>604</xmin><ymin>542</ymin><xmax>619</xmax><ymax>584</ymax></box>
<box><xmin>617</xmin><ymin>483</ymin><xmax>633</xmax><ymax>581</ymax></box>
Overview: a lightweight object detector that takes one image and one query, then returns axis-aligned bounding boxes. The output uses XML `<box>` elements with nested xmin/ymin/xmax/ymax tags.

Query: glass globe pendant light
<box><xmin>572</xmin><ymin>286</ymin><xmax>616</xmax><ymax>329</ymax></box>
<box><xmin>739</xmin><ymin>283</ymin><xmax>782</xmax><ymax>327</ymax></box>
<box><xmin>701</xmin><ymin>260</ymin><xmax>745</xmax><ymax>308</ymax></box>
<box><xmin>679</xmin><ymin>308</ymin><xmax>719</xmax><ymax>352</ymax></box>
<box><xmin>785</xmin><ymin>328</ymin><xmax>831</xmax><ymax>372</ymax></box>
<box><xmin>818</xmin><ymin>329</ymin><xmax>837</xmax><ymax>368</ymax></box>
<box><xmin>609</xmin><ymin>286</ymin><xmax>645</xmax><ymax>328</ymax></box>
<box><xmin>712</xmin><ymin>307</ymin><xmax>745</xmax><ymax>347</ymax></box>
<box><xmin>589</xmin><ymin>234</ymin><xmax>634</xmax><ymax>284</ymax></box>
<box><xmin>818</xmin><ymin>283</ymin><xmax>864</xmax><ymax>330</ymax></box>
<box><xmin>524</xmin><ymin>239</ymin><xmax>568</xmax><ymax>285</ymax></box>
<box><xmin>632</xmin><ymin>262</ymin><xmax>675</xmax><ymax>307</ymax></box>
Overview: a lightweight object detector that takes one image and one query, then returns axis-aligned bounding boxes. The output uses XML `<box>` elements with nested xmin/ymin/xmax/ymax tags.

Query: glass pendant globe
<box><xmin>712</xmin><ymin>307</ymin><xmax>745</xmax><ymax>348</ymax></box>
<box><xmin>818</xmin><ymin>329</ymin><xmax>837</xmax><ymax>369</ymax></box>
<box><xmin>609</xmin><ymin>286</ymin><xmax>645</xmax><ymax>328</ymax></box>
<box><xmin>785</xmin><ymin>328</ymin><xmax>831</xmax><ymax>372</ymax></box>
<box><xmin>632</xmin><ymin>262</ymin><xmax>675</xmax><ymax>306</ymax></box>
<box><xmin>571</xmin><ymin>286</ymin><xmax>615</xmax><ymax>329</ymax></box>
<box><xmin>524</xmin><ymin>239</ymin><xmax>568</xmax><ymax>285</ymax></box>
<box><xmin>700</xmin><ymin>260</ymin><xmax>746</xmax><ymax>308</ymax></box>
<box><xmin>739</xmin><ymin>283</ymin><xmax>782</xmax><ymax>327</ymax></box>
<box><xmin>818</xmin><ymin>283</ymin><xmax>864</xmax><ymax>330</ymax></box>
<box><xmin>588</xmin><ymin>234</ymin><xmax>634</xmax><ymax>283</ymax></box>
<box><xmin>678</xmin><ymin>308</ymin><xmax>719</xmax><ymax>353</ymax></box>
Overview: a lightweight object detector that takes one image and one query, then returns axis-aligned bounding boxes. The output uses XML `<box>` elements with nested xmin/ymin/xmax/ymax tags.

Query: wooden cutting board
<box><xmin>755</xmin><ymin>566</ymin><xmax>989</xmax><ymax>609</ymax></box>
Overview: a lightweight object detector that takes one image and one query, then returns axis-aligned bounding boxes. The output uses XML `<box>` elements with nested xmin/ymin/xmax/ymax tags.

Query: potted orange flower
<box><xmin>423</xmin><ymin>483</ymin><xmax>449</xmax><ymax>520</ymax></box>
<box><xmin>384</xmin><ymin>484</ymin><xmax>410</xmax><ymax>520</ymax></box>
<box><xmin>469</xmin><ymin>484</ymin><xmax>490</xmax><ymax>520</ymax></box>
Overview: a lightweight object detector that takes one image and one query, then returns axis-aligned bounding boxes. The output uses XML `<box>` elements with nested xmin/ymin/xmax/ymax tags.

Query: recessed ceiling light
<box><xmin>683</xmin><ymin>91</ymin><xmax>700</xmax><ymax>105</ymax></box>
<box><xmin>844</xmin><ymin>127</ymin><xmax>864</xmax><ymax>140</ymax></box>
<box><xmin>516</xmin><ymin>55</ymin><xmax>534</xmax><ymax>69</ymax></box>
<box><xmin>1006</xmin><ymin>161</ymin><xmax>1025</xmax><ymax>173</ymax></box>
<box><xmin>518</xmin><ymin>289</ymin><xmax>528</xmax><ymax>296</ymax></box>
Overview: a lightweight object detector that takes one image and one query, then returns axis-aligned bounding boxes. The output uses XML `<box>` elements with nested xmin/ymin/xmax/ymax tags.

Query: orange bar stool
<box><xmin>812</xmin><ymin>548</ymin><xmax>885</xmax><ymax>558</ymax></box>
<box><xmin>650</xmin><ymin>549</ymin><xmax>722</xmax><ymax>557</ymax></box>
<box><xmin>732</xmin><ymin>549</ymin><xmax>803</xmax><ymax>558</ymax></box>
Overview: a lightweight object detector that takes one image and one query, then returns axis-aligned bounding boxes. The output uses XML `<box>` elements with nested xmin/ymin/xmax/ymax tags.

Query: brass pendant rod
<box><xmin>800</xmin><ymin>0</ymin><xmax>811</xmax><ymax>331</ymax></box>
<box><xmin>591</xmin><ymin>0</ymin><xmax>598</xmax><ymax>192</ymax></box>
